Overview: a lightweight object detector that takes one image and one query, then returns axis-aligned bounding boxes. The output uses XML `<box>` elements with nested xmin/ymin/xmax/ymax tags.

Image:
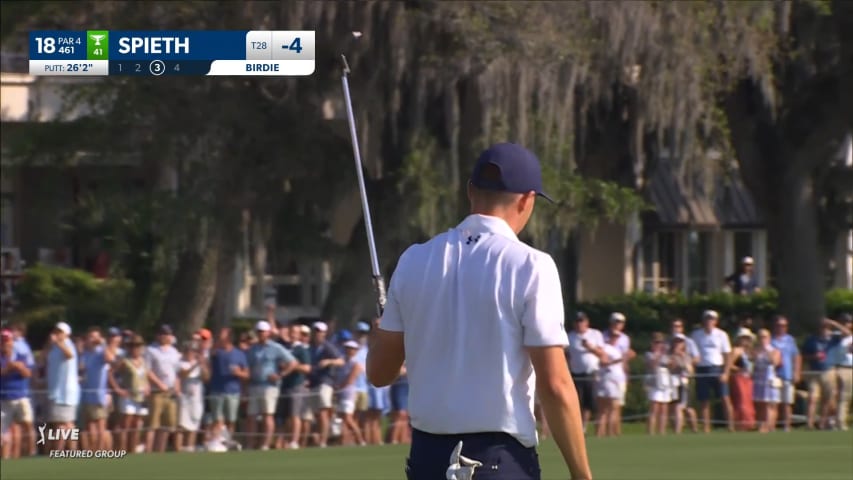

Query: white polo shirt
<box><xmin>690</xmin><ymin>328</ymin><xmax>732</xmax><ymax>367</ymax></box>
<box><xmin>604</xmin><ymin>330</ymin><xmax>631</xmax><ymax>355</ymax></box>
<box><xmin>379</xmin><ymin>214</ymin><xmax>568</xmax><ymax>448</ymax></box>
<box><xmin>566</xmin><ymin>328</ymin><xmax>604</xmax><ymax>374</ymax></box>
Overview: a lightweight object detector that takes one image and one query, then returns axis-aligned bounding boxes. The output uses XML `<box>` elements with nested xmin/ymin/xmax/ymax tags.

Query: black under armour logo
<box><xmin>466</xmin><ymin>234</ymin><xmax>481</xmax><ymax>245</ymax></box>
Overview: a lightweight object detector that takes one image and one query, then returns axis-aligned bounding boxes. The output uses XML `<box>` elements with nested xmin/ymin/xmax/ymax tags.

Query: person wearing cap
<box><xmin>603</xmin><ymin>312</ymin><xmax>635</xmax><ymax>436</ymax></box>
<box><xmin>723</xmin><ymin>327</ymin><xmax>757</xmax><ymax>431</ymax></box>
<box><xmin>667</xmin><ymin>334</ymin><xmax>697</xmax><ymax>434</ymax></box>
<box><xmin>276</xmin><ymin>322</ymin><xmax>311</xmax><ymax>450</ymax></box>
<box><xmin>690</xmin><ymin>310</ymin><xmax>735</xmax><ymax>433</ymax></box>
<box><xmin>802</xmin><ymin>317</ymin><xmax>849</xmax><ymax>430</ymax></box>
<box><xmin>751</xmin><ymin>328</ymin><xmax>783</xmax><ymax>433</ymax></box>
<box><xmin>144</xmin><ymin>324</ymin><xmax>183</xmax><ymax>453</ymax></box>
<box><xmin>1</xmin><ymin>328</ymin><xmax>33</xmax><ymax>459</ymax></box>
<box><xmin>306</xmin><ymin>321</ymin><xmax>344</xmax><ymax>449</ymax></box>
<box><xmin>367</xmin><ymin>143</ymin><xmax>592</xmax><ymax>480</ymax></box>
<box><xmin>246</xmin><ymin>320</ymin><xmax>296</xmax><ymax>450</ymax></box>
<box><xmin>593</xmin><ymin>330</ymin><xmax>626</xmax><ymax>437</ymax></box>
<box><xmin>112</xmin><ymin>334</ymin><xmax>149</xmax><ymax>454</ymax></box>
<box><xmin>334</xmin><ymin>340</ymin><xmax>367</xmax><ymax>446</ymax></box>
<box><xmin>45</xmin><ymin>321</ymin><xmax>79</xmax><ymax>452</ymax></box>
<box><xmin>565</xmin><ymin>311</ymin><xmax>605</xmax><ymax>433</ymax></box>
<box><xmin>830</xmin><ymin>313</ymin><xmax>852</xmax><ymax>431</ymax></box>
<box><xmin>79</xmin><ymin>326</ymin><xmax>120</xmax><ymax>451</ymax></box>
<box><xmin>352</xmin><ymin>321</ymin><xmax>371</xmax><ymax>423</ymax></box>
<box><xmin>206</xmin><ymin>327</ymin><xmax>248</xmax><ymax>452</ymax></box>
<box><xmin>770</xmin><ymin>315</ymin><xmax>801</xmax><ymax>432</ymax></box>
<box><xmin>644</xmin><ymin>332</ymin><xmax>674</xmax><ymax>435</ymax></box>
<box><xmin>725</xmin><ymin>256</ymin><xmax>761</xmax><ymax>295</ymax></box>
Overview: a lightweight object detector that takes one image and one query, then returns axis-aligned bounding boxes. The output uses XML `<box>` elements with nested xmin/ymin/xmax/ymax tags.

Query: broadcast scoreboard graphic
<box><xmin>28</xmin><ymin>30</ymin><xmax>315</xmax><ymax>76</ymax></box>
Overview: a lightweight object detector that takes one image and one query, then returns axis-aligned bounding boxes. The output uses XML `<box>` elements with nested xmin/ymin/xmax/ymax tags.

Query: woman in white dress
<box><xmin>645</xmin><ymin>332</ymin><xmax>673</xmax><ymax>435</ymax></box>
<box><xmin>595</xmin><ymin>332</ymin><xmax>626</xmax><ymax>438</ymax></box>
<box><xmin>176</xmin><ymin>341</ymin><xmax>209</xmax><ymax>452</ymax></box>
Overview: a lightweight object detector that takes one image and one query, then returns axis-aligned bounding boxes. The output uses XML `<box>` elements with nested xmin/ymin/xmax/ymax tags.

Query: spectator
<box><xmin>111</xmin><ymin>335</ymin><xmax>148</xmax><ymax>454</ymax></box>
<box><xmin>724</xmin><ymin>328</ymin><xmax>756</xmax><ymax>431</ymax></box>
<box><xmin>364</xmin><ymin>385</ymin><xmax>390</xmax><ymax>446</ymax></box>
<box><xmin>80</xmin><ymin>327</ymin><xmax>120</xmax><ymax>451</ymax></box>
<box><xmin>770</xmin><ymin>315</ymin><xmax>801</xmax><ymax>432</ymax></box>
<box><xmin>668</xmin><ymin>335</ymin><xmax>697</xmax><ymax>434</ymax></box>
<box><xmin>176</xmin><ymin>340</ymin><xmax>209</xmax><ymax>452</ymax></box>
<box><xmin>594</xmin><ymin>331</ymin><xmax>625</xmax><ymax>438</ymax></box>
<box><xmin>831</xmin><ymin>313</ymin><xmax>852</xmax><ymax>431</ymax></box>
<box><xmin>306</xmin><ymin>321</ymin><xmax>343</xmax><ymax>448</ymax></box>
<box><xmin>752</xmin><ymin>328</ymin><xmax>782</xmax><ymax>433</ymax></box>
<box><xmin>45</xmin><ymin>321</ymin><xmax>79</xmax><ymax>452</ymax></box>
<box><xmin>603</xmin><ymin>312</ymin><xmax>635</xmax><ymax>436</ymax></box>
<box><xmin>725</xmin><ymin>256</ymin><xmax>760</xmax><ymax>295</ymax></box>
<box><xmin>691</xmin><ymin>310</ymin><xmax>735</xmax><ymax>433</ymax></box>
<box><xmin>336</xmin><ymin>340</ymin><xmax>367</xmax><ymax>446</ymax></box>
<box><xmin>565</xmin><ymin>311</ymin><xmax>604</xmax><ymax>432</ymax></box>
<box><xmin>645</xmin><ymin>332</ymin><xmax>673</xmax><ymax>435</ymax></box>
<box><xmin>670</xmin><ymin>318</ymin><xmax>699</xmax><ymax>363</ymax></box>
<box><xmin>802</xmin><ymin>319</ymin><xmax>843</xmax><ymax>430</ymax></box>
<box><xmin>0</xmin><ymin>328</ymin><xmax>33</xmax><ymax>459</ymax></box>
<box><xmin>246</xmin><ymin>320</ymin><xmax>296</xmax><ymax>450</ymax></box>
<box><xmin>277</xmin><ymin>322</ymin><xmax>311</xmax><ymax>450</ymax></box>
<box><xmin>7</xmin><ymin>322</ymin><xmax>34</xmax><ymax>456</ymax></box>
<box><xmin>206</xmin><ymin>327</ymin><xmax>248</xmax><ymax>452</ymax></box>
<box><xmin>196</xmin><ymin>329</ymin><xmax>213</xmax><ymax>359</ymax></box>
<box><xmin>145</xmin><ymin>325</ymin><xmax>182</xmax><ymax>453</ymax></box>
<box><xmin>387</xmin><ymin>365</ymin><xmax>410</xmax><ymax>445</ymax></box>
<box><xmin>353</xmin><ymin>321</ymin><xmax>371</xmax><ymax>432</ymax></box>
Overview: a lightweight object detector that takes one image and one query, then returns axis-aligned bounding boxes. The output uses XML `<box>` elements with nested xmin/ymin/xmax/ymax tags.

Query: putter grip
<box><xmin>373</xmin><ymin>275</ymin><xmax>387</xmax><ymax>317</ymax></box>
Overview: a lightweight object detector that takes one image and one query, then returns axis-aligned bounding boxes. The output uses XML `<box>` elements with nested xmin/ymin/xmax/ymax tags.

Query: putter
<box><xmin>340</xmin><ymin>47</ymin><xmax>387</xmax><ymax>317</ymax></box>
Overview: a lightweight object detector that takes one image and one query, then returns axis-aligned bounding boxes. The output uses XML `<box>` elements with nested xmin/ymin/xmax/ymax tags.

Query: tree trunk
<box><xmin>210</xmin><ymin>227</ymin><xmax>240</xmax><ymax>330</ymax></box>
<box><xmin>157</xmin><ymin>238</ymin><xmax>220</xmax><ymax>338</ymax></box>
<box><xmin>766</xmin><ymin>167</ymin><xmax>826</xmax><ymax>331</ymax></box>
<box><xmin>250</xmin><ymin>215</ymin><xmax>272</xmax><ymax>311</ymax></box>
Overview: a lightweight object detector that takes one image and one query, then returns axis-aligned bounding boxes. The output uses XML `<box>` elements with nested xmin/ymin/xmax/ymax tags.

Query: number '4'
<box><xmin>288</xmin><ymin>37</ymin><xmax>302</xmax><ymax>53</ymax></box>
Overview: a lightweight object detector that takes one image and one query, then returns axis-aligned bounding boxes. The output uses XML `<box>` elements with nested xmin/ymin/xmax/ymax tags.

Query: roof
<box><xmin>646</xmin><ymin>165</ymin><xmax>763</xmax><ymax>229</ymax></box>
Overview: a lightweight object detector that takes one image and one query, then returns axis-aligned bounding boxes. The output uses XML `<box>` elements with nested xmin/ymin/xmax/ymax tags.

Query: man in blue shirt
<box><xmin>45</xmin><ymin>321</ymin><xmax>79</xmax><ymax>452</ymax></box>
<box><xmin>80</xmin><ymin>327</ymin><xmax>120</xmax><ymax>451</ymax></box>
<box><xmin>770</xmin><ymin>315</ymin><xmax>801</xmax><ymax>432</ymax></box>
<box><xmin>1</xmin><ymin>328</ymin><xmax>33</xmax><ymax>459</ymax></box>
<box><xmin>246</xmin><ymin>320</ymin><xmax>295</xmax><ymax>450</ymax></box>
<box><xmin>207</xmin><ymin>327</ymin><xmax>248</xmax><ymax>449</ymax></box>
<box><xmin>208</xmin><ymin>327</ymin><xmax>249</xmax><ymax>452</ymax></box>
<box><xmin>277</xmin><ymin>322</ymin><xmax>311</xmax><ymax>450</ymax></box>
<box><xmin>307</xmin><ymin>321</ymin><xmax>343</xmax><ymax>449</ymax></box>
<box><xmin>7</xmin><ymin>322</ymin><xmax>35</xmax><ymax>457</ymax></box>
<box><xmin>802</xmin><ymin>319</ymin><xmax>844</xmax><ymax>429</ymax></box>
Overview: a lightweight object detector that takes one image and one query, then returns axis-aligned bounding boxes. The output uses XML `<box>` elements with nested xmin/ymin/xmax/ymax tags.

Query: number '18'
<box><xmin>36</xmin><ymin>37</ymin><xmax>56</xmax><ymax>54</ymax></box>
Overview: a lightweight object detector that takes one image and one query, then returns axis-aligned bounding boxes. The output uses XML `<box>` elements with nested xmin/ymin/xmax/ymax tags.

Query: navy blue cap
<box><xmin>470</xmin><ymin>143</ymin><xmax>554</xmax><ymax>203</ymax></box>
<box><xmin>107</xmin><ymin>327</ymin><xmax>122</xmax><ymax>338</ymax></box>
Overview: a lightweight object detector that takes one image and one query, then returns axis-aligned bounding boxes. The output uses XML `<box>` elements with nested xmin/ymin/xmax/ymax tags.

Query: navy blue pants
<box><xmin>406</xmin><ymin>429</ymin><xmax>541</xmax><ymax>480</ymax></box>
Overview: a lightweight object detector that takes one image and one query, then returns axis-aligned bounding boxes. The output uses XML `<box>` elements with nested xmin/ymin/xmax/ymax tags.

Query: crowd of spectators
<box><xmin>0</xmin><ymin>312</ymin><xmax>412</xmax><ymax>458</ymax></box>
<box><xmin>1</xmin><ymin>304</ymin><xmax>850</xmax><ymax>458</ymax></box>
<box><xmin>564</xmin><ymin>309</ymin><xmax>853</xmax><ymax>438</ymax></box>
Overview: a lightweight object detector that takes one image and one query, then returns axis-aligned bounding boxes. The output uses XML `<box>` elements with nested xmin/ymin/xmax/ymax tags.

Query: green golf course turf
<box><xmin>1</xmin><ymin>430</ymin><xmax>851</xmax><ymax>480</ymax></box>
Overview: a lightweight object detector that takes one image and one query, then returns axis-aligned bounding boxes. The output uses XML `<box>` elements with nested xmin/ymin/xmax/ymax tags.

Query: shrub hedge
<box><xmin>7</xmin><ymin>265</ymin><xmax>133</xmax><ymax>347</ymax></box>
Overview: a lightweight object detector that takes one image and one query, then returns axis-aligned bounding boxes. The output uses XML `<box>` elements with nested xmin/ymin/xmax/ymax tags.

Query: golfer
<box><xmin>368</xmin><ymin>143</ymin><xmax>593</xmax><ymax>480</ymax></box>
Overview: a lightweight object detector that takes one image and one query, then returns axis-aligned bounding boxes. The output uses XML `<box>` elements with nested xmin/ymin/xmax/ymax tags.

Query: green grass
<box><xmin>1</xmin><ymin>431</ymin><xmax>851</xmax><ymax>480</ymax></box>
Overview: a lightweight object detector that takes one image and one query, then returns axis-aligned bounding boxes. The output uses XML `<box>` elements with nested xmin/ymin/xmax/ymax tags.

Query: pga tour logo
<box><xmin>37</xmin><ymin>423</ymin><xmax>79</xmax><ymax>444</ymax></box>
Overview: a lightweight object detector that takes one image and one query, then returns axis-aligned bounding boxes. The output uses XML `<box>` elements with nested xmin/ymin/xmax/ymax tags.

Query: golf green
<box><xmin>1</xmin><ymin>430</ymin><xmax>850</xmax><ymax>479</ymax></box>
